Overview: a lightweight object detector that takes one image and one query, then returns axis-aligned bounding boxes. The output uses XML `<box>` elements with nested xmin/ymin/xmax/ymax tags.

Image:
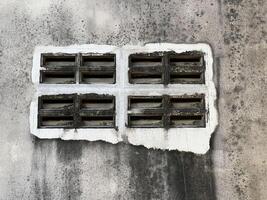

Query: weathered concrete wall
<box><xmin>0</xmin><ymin>0</ymin><xmax>266</xmax><ymax>199</ymax></box>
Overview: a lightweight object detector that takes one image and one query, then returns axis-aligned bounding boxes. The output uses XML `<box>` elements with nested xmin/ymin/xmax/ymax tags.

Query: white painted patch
<box><xmin>30</xmin><ymin>43</ymin><xmax>218</xmax><ymax>154</ymax></box>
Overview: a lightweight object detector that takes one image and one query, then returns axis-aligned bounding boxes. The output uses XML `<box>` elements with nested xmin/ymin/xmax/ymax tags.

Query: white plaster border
<box><xmin>30</xmin><ymin>43</ymin><xmax>218</xmax><ymax>154</ymax></box>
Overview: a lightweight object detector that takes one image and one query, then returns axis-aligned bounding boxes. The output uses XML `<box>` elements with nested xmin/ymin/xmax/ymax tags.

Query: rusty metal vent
<box><xmin>128</xmin><ymin>51</ymin><xmax>204</xmax><ymax>84</ymax></box>
<box><xmin>127</xmin><ymin>94</ymin><xmax>205</xmax><ymax>128</ymax></box>
<box><xmin>40</xmin><ymin>54</ymin><xmax>116</xmax><ymax>84</ymax></box>
<box><xmin>38</xmin><ymin>94</ymin><xmax>115</xmax><ymax>128</ymax></box>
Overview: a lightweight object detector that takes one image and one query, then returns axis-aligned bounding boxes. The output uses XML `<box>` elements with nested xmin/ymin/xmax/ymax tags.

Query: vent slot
<box><xmin>40</xmin><ymin>116</ymin><xmax>74</xmax><ymax>128</ymax></box>
<box><xmin>131</xmin><ymin>56</ymin><xmax>162</xmax><ymax>66</ymax></box>
<box><xmin>80</xmin><ymin>116</ymin><xmax>114</xmax><ymax>128</ymax></box>
<box><xmin>170</xmin><ymin>73</ymin><xmax>203</xmax><ymax>84</ymax></box>
<box><xmin>80</xmin><ymin>54</ymin><xmax>116</xmax><ymax>84</ymax></box>
<box><xmin>41</xmin><ymin>99</ymin><xmax>74</xmax><ymax>110</ymax></box>
<box><xmin>81</xmin><ymin>98</ymin><xmax>114</xmax><ymax>110</ymax></box>
<box><xmin>42</xmin><ymin>54</ymin><xmax>76</xmax><ymax>68</ymax></box>
<box><xmin>170</xmin><ymin>115</ymin><xmax>204</xmax><ymax>127</ymax></box>
<box><xmin>40</xmin><ymin>71</ymin><xmax>75</xmax><ymax>84</ymax></box>
<box><xmin>129</xmin><ymin>73</ymin><xmax>162</xmax><ymax>84</ymax></box>
<box><xmin>82</xmin><ymin>56</ymin><xmax>115</xmax><ymax>67</ymax></box>
<box><xmin>129</xmin><ymin>97</ymin><xmax>162</xmax><ymax>109</ymax></box>
<box><xmin>128</xmin><ymin>115</ymin><xmax>163</xmax><ymax>128</ymax></box>
<box><xmin>169</xmin><ymin>55</ymin><xmax>202</xmax><ymax>65</ymax></box>
<box><xmin>170</xmin><ymin>97</ymin><xmax>203</xmax><ymax>109</ymax></box>
<box><xmin>80</xmin><ymin>71</ymin><xmax>115</xmax><ymax>84</ymax></box>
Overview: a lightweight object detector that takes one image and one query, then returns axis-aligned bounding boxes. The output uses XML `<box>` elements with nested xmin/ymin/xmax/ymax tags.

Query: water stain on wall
<box><xmin>31</xmin><ymin>137</ymin><xmax>84</xmax><ymax>200</ymax></box>
<box><xmin>128</xmin><ymin>146</ymin><xmax>216</xmax><ymax>200</ymax></box>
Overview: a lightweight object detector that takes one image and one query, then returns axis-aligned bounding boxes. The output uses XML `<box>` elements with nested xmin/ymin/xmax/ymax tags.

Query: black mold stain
<box><xmin>166</xmin><ymin>152</ymin><xmax>186</xmax><ymax>199</ymax></box>
<box><xmin>31</xmin><ymin>137</ymin><xmax>52</xmax><ymax>200</ymax></box>
<box><xmin>46</xmin><ymin>1</ymin><xmax>77</xmax><ymax>45</ymax></box>
<box><xmin>128</xmin><ymin>147</ymin><xmax>152</xmax><ymax>200</ymax></box>
<box><xmin>128</xmin><ymin>145</ymin><xmax>216</xmax><ymax>200</ymax></box>
<box><xmin>31</xmin><ymin>137</ymin><xmax>84</xmax><ymax>200</ymax></box>
<box><xmin>56</xmin><ymin>139</ymin><xmax>83</xmax><ymax>200</ymax></box>
<box><xmin>181</xmin><ymin>151</ymin><xmax>216</xmax><ymax>200</ymax></box>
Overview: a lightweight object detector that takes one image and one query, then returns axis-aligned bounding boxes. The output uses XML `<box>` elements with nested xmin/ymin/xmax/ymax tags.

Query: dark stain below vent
<box><xmin>128</xmin><ymin>144</ymin><xmax>216</xmax><ymax>200</ymax></box>
<box><xmin>31</xmin><ymin>138</ymin><xmax>216</xmax><ymax>200</ymax></box>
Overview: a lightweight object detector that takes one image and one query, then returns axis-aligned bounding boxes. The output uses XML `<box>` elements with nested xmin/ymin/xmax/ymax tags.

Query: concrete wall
<box><xmin>0</xmin><ymin>0</ymin><xmax>266</xmax><ymax>199</ymax></box>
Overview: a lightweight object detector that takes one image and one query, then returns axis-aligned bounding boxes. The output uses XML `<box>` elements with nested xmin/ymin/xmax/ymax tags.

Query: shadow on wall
<box><xmin>31</xmin><ymin>137</ymin><xmax>216</xmax><ymax>200</ymax></box>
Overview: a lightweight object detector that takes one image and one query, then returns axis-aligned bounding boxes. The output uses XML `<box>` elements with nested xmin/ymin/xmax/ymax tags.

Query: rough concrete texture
<box><xmin>0</xmin><ymin>0</ymin><xmax>266</xmax><ymax>199</ymax></box>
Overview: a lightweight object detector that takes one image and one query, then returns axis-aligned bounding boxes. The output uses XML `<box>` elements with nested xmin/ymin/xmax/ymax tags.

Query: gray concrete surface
<box><xmin>0</xmin><ymin>0</ymin><xmax>266</xmax><ymax>199</ymax></box>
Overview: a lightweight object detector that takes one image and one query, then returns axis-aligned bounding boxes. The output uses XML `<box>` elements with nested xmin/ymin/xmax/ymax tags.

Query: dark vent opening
<box><xmin>170</xmin><ymin>97</ymin><xmax>203</xmax><ymax>109</ymax></box>
<box><xmin>171</xmin><ymin>115</ymin><xmax>202</xmax><ymax>120</ymax></box>
<box><xmin>82</xmin><ymin>73</ymin><xmax>113</xmax><ymax>79</ymax></box>
<box><xmin>169</xmin><ymin>56</ymin><xmax>201</xmax><ymax>63</ymax></box>
<box><xmin>82</xmin><ymin>55</ymin><xmax>115</xmax><ymax>68</ymax></box>
<box><xmin>41</xmin><ymin>71</ymin><xmax>75</xmax><ymax>84</ymax></box>
<box><xmin>131</xmin><ymin>56</ymin><xmax>162</xmax><ymax>63</ymax></box>
<box><xmin>81</xmin><ymin>98</ymin><xmax>114</xmax><ymax>110</ymax></box>
<box><xmin>170</xmin><ymin>97</ymin><xmax>202</xmax><ymax>104</ymax></box>
<box><xmin>43</xmin><ymin>72</ymin><xmax>75</xmax><ymax>78</ymax></box>
<box><xmin>130</xmin><ymin>73</ymin><xmax>162</xmax><ymax>84</ymax></box>
<box><xmin>42</xmin><ymin>99</ymin><xmax>74</xmax><ymax>110</ymax></box>
<box><xmin>170</xmin><ymin>74</ymin><xmax>201</xmax><ymax>79</ymax></box>
<box><xmin>80</xmin><ymin>72</ymin><xmax>115</xmax><ymax>84</ymax></box>
<box><xmin>131</xmin><ymin>74</ymin><xmax>162</xmax><ymax>78</ymax></box>
<box><xmin>171</xmin><ymin>98</ymin><xmax>202</xmax><ymax>103</ymax></box>
<box><xmin>170</xmin><ymin>115</ymin><xmax>205</xmax><ymax>127</ymax></box>
<box><xmin>81</xmin><ymin>116</ymin><xmax>114</xmax><ymax>127</ymax></box>
<box><xmin>129</xmin><ymin>115</ymin><xmax>162</xmax><ymax>127</ymax></box>
<box><xmin>40</xmin><ymin>116</ymin><xmax>73</xmax><ymax>128</ymax></box>
<box><xmin>83</xmin><ymin>56</ymin><xmax>114</xmax><ymax>62</ymax></box>
<box><xmin>45</xmin><ymin>56</ymin><xmax>76</xmax><ymax>62</ymax></box>
<box><xmin>43</xmin><ymin>56</ymin><xmax>76</xmax><ymax>67</ymax></box>
<box><xmin>170</xmin><ymin>73</ymin><xmax>202</xmax><ymax>83</ymax></box>
<box><xmin>129</xmin><ymin>97</ymin><xmax>162</xmax><ymax>109</ymax></box>
<box><xmin>170</xmin><ymin>98</ymin><xmax>202</xmax><ymax>103</ymax></box>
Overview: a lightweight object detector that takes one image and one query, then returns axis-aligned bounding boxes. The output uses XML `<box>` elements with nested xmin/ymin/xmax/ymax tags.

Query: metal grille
<box><xmin>40</xmin><ymin>53</ymin><xmax>116</xmax><ymax>84</ymax></box>
<box><xmin>128</xmin><ymin>51</ymin><xmax>205</xmax><ymax>85</ymax></box>
<box><xmin>38</xmin><ymin>94</ymin><xmax>115</xmax><ymax>128</ymax></box>
<box><xmin>127</xmin><ymin>94</ymin><xmax>206</xmax><ymax>128</ymax></box>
